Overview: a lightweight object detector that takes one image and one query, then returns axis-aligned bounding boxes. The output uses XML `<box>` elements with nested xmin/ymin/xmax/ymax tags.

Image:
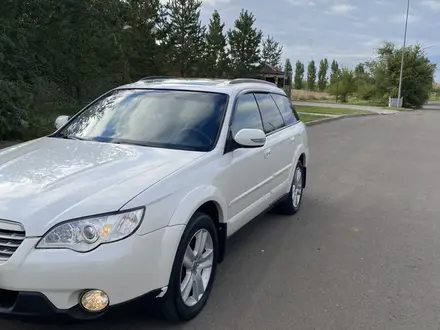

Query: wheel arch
<box><xmin>168</xmin><ymin>186</ymin><xmax>228</xmax><ymax>263</ymax></box>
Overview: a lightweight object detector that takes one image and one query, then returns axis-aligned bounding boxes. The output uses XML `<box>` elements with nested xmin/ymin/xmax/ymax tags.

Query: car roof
<box><xmin>116</xmin><ymin>78</ymin><xmax>287</xmax><ymax>96</ymax></box>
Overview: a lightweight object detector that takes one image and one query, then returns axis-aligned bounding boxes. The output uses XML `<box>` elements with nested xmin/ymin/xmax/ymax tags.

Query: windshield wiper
<box><xmin>56</xmin><ymin>134</ymin><xmax>88</xmax><ymax>141</ymax></box>
<box><xmin>110</xmin><ymin>139</ymin><xmax>149</xmax><ymax>147</ymax></box>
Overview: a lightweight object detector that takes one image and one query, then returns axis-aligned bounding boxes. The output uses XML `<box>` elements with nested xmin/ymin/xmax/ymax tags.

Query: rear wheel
<box><xmin>276</xmin><ymin>160</ymin><xmax>304</xmax><ymax>215</ymax></box>
<box><xmin>161</xmin><ymin>212</ymin><xmax>218</xmax><ymax>322</ymax></box>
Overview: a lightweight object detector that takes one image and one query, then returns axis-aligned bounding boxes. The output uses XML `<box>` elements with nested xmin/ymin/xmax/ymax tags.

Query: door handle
<box><xmin>264</xmin><ymin>148</ymin><xmax>271</xmax><ymax>159</ymax></box>
<box><xmin>290</xmin><ymin>136</ymin><xmax>295</xmax><ymax>144</ymax></box>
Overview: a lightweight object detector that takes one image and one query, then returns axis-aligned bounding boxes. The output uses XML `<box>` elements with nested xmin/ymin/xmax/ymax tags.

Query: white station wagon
<box><xmin>0</xmin><ymin>78</ymin><xmax>309</xmax><ymax>321</ymax></box>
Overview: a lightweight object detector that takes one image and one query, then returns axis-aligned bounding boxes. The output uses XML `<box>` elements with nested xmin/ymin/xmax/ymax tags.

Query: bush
<box><xmin>0</xmin><ymin>80</ymin><xmax>31</xmax><ymax>140</ymax></box>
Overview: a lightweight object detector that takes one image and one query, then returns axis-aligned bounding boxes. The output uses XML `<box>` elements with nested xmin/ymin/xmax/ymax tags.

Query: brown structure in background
<box><xmin>257</xmin><ymin>63</ymin><xmax>293</xmax><ymax>99</ymax></box>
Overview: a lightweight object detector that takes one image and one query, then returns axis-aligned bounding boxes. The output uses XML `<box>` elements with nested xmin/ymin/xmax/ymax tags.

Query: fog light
<box><xmin>80</xmin><ymin>290</ymin><xmax>109</xmax><ymax>312</ymax></box>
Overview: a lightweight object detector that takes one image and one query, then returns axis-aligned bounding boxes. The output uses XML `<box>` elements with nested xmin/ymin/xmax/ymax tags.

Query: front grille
<box><xmin>0</xmin><ymin>227</ymin><xmax>25</xmax><ymax>262</ymax></box>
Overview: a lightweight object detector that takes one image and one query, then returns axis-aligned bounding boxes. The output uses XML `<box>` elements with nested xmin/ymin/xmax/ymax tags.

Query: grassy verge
<box><xmin>299</xmin><ymin>114</ymin><xmax>330</xmax><ymax>123</ymax></box>
<box><xmin>296</xmin><ymin>106</ymin><xmax>371</xmax><ymax>115</ymax></box>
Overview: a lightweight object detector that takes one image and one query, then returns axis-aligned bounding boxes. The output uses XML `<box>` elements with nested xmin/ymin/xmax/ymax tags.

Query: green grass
<box><xmin>299</xmin><ymin>114</ymin><xmax>330</xmax><ymax>123</ymax></box>
<box><xmin>296</xmin><ymin>106</ymin><xmax>371</xmax><ymax>115</ymax></box>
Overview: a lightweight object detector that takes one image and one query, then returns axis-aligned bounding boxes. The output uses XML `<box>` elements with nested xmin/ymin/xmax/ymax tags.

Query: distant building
<box><xmin>256</xmin><ymin>63</ymin><xmax>292</xmax><ymax>99</ymax></box>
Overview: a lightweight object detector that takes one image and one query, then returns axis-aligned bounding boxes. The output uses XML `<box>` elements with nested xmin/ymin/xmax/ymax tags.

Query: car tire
<box><xmin>276</xmin><ymin>160</ymin><xmax>304</xmax><ymax>215</ymax></box>
<box><xmin>161</xmin><ymin>212</ymin><xmax>219</xmax><ymax>322</ymax></box>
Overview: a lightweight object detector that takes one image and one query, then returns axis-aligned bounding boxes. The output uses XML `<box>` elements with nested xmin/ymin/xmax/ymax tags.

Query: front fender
<box><xmin>123</xmin><ymin>184</ymin><xmax>228</xmax><ymax>236</ymax></box>
<box><xmin>167</xmin><ymin>185</ymin><xmax>228</xmax><ymax>227</ymax></box>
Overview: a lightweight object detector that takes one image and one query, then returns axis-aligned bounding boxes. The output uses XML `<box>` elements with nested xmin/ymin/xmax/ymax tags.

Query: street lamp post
<box><xmin>397</xmin><ymin>0</ymin><xmax>410</xmax><ymax>108</ymax></box>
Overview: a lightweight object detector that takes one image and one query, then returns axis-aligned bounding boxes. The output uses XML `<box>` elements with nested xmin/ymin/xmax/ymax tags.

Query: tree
<box><xmin>307</xmin><ymin>60</ymin><xmax>317</xmax><ymax>91</ymax></box>
<box><xmin>328</xmin><ymin>68</ymin><xmax>357</xmax><ymax>102</ymax></box>
<box><xmin>317</xmin><ymin>58</ymin><xmax>329</xmax><ymax>92</ymax></box>
<box><xmin>294</xmin><ymin>61</ymin><xmax>304</xmax><ymax>89</ymax></box>
<box><xmin>228</xmin><ymin>10</ymin><xmax>263</xmax><ymax>77</ymax></box>
<box><xmin>261</xmin><ymin>35</ymin><xmax>283</xmax><ymax>68</ymax></box>
<box><xmin>367</xmin><ymin>42</ymin><xmax>436</xmax><ymax>108</ymax></box>
<box><xmin>284</xmin><ymin>59</ymin><xmax>293</xmax><ymax>74</ymax></box>
<box><xmin>329</xmin><ymin>60</ymin><xmax>340</xmax><ymax>86</ymax></box>
<box><xmin>203</xmin><ymin>10</ymin><xmax>228</xmax><ymax>78</ymax></box>
<box><xmin>165</xmin><ymin>0</ymin><xmax>206</xmax><ymax>77</ymax></box>
<box><xmin>0</xmin><ymin>2</ymin><xmax>292</xmax><ymax>141</ymax></box>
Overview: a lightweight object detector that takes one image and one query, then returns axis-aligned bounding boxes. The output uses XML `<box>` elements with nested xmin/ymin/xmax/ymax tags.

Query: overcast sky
<box><xmin>198</xmin><ymin>0</ymin><xmax>440</xmax><ymax>80</ymax></box>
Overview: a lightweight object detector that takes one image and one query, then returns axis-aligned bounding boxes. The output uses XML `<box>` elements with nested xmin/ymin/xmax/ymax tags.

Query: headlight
<box><xmin>36</xmin><ymin>208</ymin><xmax>145</xmax><ymax>252</ymax></box>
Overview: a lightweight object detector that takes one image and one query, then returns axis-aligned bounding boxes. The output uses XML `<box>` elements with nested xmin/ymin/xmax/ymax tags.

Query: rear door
<box><xmin>271</xmin><ymin>93</ymin><xmax>304</xmax><ymax>193</ymax></box>
<box><xmin>253</xmin><ymin>93</ymin><xmax>297</xmax><ymax>202</ymax></box>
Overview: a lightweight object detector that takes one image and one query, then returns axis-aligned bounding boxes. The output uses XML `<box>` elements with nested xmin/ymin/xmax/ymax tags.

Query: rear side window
<box><xmin>254</xmin><ymin>93</ymin><xmax>285</xmax><ymax>134</ymax></box>
<box><xmin>231</xmin><ymin>94</ymin><xmax>264</xmax><ymax>136</ymax></box>
<box><xmin>271</xmin><ymin>94</ymin><xmax>299</xmax><ymax>125</ymax></box>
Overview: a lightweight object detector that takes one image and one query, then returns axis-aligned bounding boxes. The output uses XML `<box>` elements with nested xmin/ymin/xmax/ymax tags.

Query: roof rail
<box><xmin>139</xmin><ymin>76</ymin><xmax>177</xmax><ymax>81</ymax></box>
<box><xmin>228</xmin><ymin>78</ymin><xmax>277</xmax><ymax>86</ymax></box>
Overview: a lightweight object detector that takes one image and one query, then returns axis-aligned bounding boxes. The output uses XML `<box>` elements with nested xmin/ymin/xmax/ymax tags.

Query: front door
<box><xmin>217</xmin><ymin>93</ymin><xmax>273</xmax><ymax>236</ymax></box>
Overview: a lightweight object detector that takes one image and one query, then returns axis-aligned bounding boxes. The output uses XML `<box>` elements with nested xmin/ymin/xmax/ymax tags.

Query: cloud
<box><xmin>421</xmin><ymin>0</ymin><xmax>440</xmax><ymax>11</ymax></box>
<box><xmin>326</xmin><ymin>3</ymin><xmax>356</xmax><ymax>15</ymax></box>
<box><xmin>287</xmin><ymin>0</ymin><xmax>316</xmax><ymax>6</ymax></box>
<box><xmin>354</xmin><ymin>22</ymin><xmax>366</xmax><ymax>28</ymax></box>
<box><xmin>202</xmin><ymin>0</ymin><xmax>232</xmax><ymax>5</ymax></box>
<box><xmin>390</xmin><ymin>13</ymin><xmax>420</xmax><ymax>23</ymax></box>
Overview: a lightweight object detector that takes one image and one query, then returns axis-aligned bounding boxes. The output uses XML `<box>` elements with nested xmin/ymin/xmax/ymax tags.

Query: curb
<box><xmin>305</xmin><ymin>112</ymin><xmax>392</xmax><ymax>127</ymax></box>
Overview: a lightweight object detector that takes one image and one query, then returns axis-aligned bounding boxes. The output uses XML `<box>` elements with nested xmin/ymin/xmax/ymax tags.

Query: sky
<box><xmin>198</xmin><ymin>0</ymin><xmax>440</xmax><ymax>80</ymax></box>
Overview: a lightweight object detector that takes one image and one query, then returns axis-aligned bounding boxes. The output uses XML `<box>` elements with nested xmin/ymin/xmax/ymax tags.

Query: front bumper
<box><xmin>0</xmin><ymin>288</ymin><xmax>162</xmax><ymax>320</ymax></box>
<box><xmin>0</xmin><ymin>225</ymin><xmax>185</xmax><ymax>319</ymax></box>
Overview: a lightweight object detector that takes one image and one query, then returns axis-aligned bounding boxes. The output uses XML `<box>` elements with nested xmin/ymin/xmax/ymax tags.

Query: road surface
<box><xmin>3</xmin><ymin>111</ymin><xmax>440</xmax><ymax>329</ymax></box>
<box><xmin>292</xmin><ymin>101</ymin><xmax>396</xmax><ymax>114</ymax></box>
<box><xmin>423</xmin><ymin>101</ymin><xmax>440</xmax><ymax>110</ymax></box>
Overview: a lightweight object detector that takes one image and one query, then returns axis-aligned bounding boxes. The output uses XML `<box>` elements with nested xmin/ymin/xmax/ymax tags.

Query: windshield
<box><xmin>54</xmin><ymin>89</ymin><xmax>229</xmax><ymax>151</ymax></box>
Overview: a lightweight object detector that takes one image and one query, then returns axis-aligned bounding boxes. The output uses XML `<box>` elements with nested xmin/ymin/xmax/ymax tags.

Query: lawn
<box><xmin>296</xmin><ymin>106</ymin><xmax>371</xmax><ymax>115</ymax></box>
<box><xmin>299</xmin><ymin>114</ymin><xmax>329</xmax><ymax>123</ymax></box>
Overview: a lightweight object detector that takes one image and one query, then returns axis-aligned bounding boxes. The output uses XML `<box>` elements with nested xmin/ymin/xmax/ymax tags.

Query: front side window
<box><xmin>254</xmin><ymin>93</ymin><xmax>285</xmax><ymax>134</ymax></box>
<box><xmin>230</xmin><ymin>94</ymin><xmax>264</xmax><ymax>136</ymax></box>
<box><xmin>54</xmin><ymin>89</ymin><xmax>229</xmax><ymax>151</ymax></box>
<box><xmin>271</xmin><ymin>93</ymin><xmax>298</xmax><ymax>125</ymax></box>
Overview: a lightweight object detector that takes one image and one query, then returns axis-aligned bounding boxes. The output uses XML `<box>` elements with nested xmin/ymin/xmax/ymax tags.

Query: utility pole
<box><xmin>397</xmin><ymin>0</ymin><xmax>410</xmax><ymax>108</ymax></box>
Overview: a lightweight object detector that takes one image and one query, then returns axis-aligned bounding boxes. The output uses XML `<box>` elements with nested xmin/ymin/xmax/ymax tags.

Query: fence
<box><xmin>389</xmin><ymin>97</ymin><xmax>403</xmax><ymax>108</ymax></box>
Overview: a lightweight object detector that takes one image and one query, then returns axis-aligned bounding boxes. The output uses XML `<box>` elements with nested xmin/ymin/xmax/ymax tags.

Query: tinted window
<box><xmin>254</xmin><ymin>93</ymin><xmax>285</xmax><ymax>134</ymax></box>
<box><xmin>55</xmin><ymin>89</ymin><xmax>228</xmax><ymax>152</ymax></box>
<box><xmin>271</xmin><ymin>94</ymin><xmax>298</xmax><ymax>125</ymax></box>
<box><xmin>231</xmin><ymin>94</ymin><xmax>263</xmax><ymax>136</ymax></box>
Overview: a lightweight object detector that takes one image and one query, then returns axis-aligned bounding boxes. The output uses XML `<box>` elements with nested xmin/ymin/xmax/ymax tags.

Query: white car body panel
<box><xmin>0</xmin><ymin>78</ymin><xmax>309</xmax><ymax>314</ymax></box>
<box><xmin>0</xmin><ymin>137</ymin><xmax>203</xmax><ymax>236</ymax></box>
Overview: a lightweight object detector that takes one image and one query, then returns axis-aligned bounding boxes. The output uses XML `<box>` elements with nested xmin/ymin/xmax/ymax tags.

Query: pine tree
<box><xmin>165</xmin><ymin>0</ymin><xmax>206</xmax><ymax>77</ymax></box>
<box><xmin>317</xmin><ymin>58</ymin><xmax>329</xmax><ymax>91</ymax></box>
<box><xmin>294</xmin><ymin>61</ymin><xmax>304</xmax><ymax>89</ymax></box>
<box><xmin>261</xmin><ymin>35</ymin><xmax>283</xmax><ymax>68</ymax></box>
<box><xmin>307</xmin><ymin>60</ymin><xmax>317</xmax><ymax>91</ymax></box>
<box><xmin>227</xmin><ymin>10</ymin><xmax>263</xmax><ymax>77</ymax></box>
<box><xmin>284</xmin><ymin>58</ymin><xmax>293</xmax><ymax>74</ymax></box>
<box><xmin>204</xmin><ymin>10</ymin><xmax>228</xmax><ymax>78</ymax></box>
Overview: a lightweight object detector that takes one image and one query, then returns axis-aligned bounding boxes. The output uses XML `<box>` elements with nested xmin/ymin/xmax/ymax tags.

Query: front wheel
<box><xmin>276</xmin><ymin>160</ymin><xmax>304</xmax><ymax>215</ymax></box>
<box><xmin>161</xmin><ymin>212</ymin><xmax>218</xmax><ymax>322</ymax></box>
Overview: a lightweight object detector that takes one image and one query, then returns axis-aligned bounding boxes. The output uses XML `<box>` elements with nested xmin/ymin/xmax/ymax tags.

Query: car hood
<box><xmin>0</xmin><ymin>138</ymin><xmax>203</xmax><ymax>236</ymax></box>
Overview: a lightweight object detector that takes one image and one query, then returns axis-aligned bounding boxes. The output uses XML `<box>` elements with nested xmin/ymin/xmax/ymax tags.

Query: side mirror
<box><xmin>233</xmin><ymin>128</ymin><xmax>266</xmax><ymax>148</ymax></box>
<box><xmin>54</xmin><ymin>115</ymin><xmax>70</xmax><ymax>130</ymax></box>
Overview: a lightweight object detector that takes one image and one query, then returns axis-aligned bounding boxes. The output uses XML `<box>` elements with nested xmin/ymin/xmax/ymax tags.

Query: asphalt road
<box><xmin>4</xmin><ymin>111</ymin><xmax>440</xmax><ymax>329</ymax></box>
<box><xmin>292</xmin><ymin>101</ymin><xmax>396</xmax><ymax>114</ymax></box>
<box><xmin>423</xmin><ymin>101</ymin><xmax>440</xmax><ymax>111</ymax></box>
